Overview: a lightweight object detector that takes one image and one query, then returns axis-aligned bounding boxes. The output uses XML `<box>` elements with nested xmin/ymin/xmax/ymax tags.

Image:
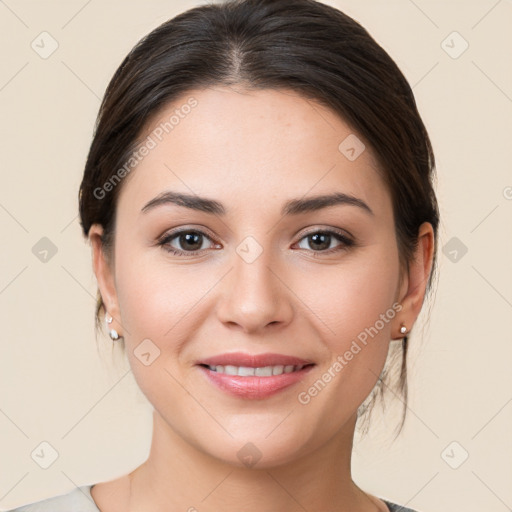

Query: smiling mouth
<box><xmin>198</xmin><ymin>363</ymin><xmax>314</xmax><ymax>377</ymax></box>
<box><xmin>196</xmin><ymin>360</ymin><xmax>316</xmax><ymax>399</ymax></box>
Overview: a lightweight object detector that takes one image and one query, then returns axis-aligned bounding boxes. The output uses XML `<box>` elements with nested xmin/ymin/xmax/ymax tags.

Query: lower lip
<box><xmin>197</xmin><ymin>365</ymin><xmax>315</xmax><ymax>399</ymax></box>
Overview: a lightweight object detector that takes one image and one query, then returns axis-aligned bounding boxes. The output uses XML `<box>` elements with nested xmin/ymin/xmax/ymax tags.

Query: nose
<box><xmin>215</xmin><ymin>246</ymin><xmax>294</xmax><ymax>335</ymax></box>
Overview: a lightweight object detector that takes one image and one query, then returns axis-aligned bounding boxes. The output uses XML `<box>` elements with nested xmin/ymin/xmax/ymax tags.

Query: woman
<box><xmin>7</xmin><ymin>0</ymin><xmax>438</xmax><ymax>510</ymax></box>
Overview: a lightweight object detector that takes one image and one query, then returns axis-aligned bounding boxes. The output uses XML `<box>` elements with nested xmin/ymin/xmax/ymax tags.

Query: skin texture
<box><xmin>89</xmin><ymin>86</ymin><xmax>434</xmax><ymax>512</ymax></box>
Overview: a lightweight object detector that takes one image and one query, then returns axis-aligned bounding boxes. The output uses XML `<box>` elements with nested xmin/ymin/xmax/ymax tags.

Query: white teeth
<box><xmin>255</xmin><ymin>366</ymin><xmax>273</xmax><ymax>377</ymax></box>
<box><xmin>207</xmin><ymin>364</ymin><xmax>306</xmax><ymax>376</ymax></box>
<box><xmin>224</xmin><ymin>365</ymin><xmax>237</xmax><ymax>375</ymax></box>
<box><xmin>238</xmin><ymin>366</ymin><xmax>255</xmax><ymax>377</ymax></box>
<box><xmin>272</xmin><ymin>365</ymin><xmax>284</xmax><ymax>376</ymax></box>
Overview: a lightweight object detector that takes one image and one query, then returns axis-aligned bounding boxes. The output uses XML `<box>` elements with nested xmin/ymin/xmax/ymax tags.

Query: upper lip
<box><xmin>197</xmin><ymin>352</ymin><xmax>315</xmax><ymax>368</ymax></box>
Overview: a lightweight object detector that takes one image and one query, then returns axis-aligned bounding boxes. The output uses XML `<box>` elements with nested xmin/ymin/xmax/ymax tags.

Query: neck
<box><xmin>126</xmin><ymin>410</ymin><xmax>383</xmax><ymax>512</ymax></box>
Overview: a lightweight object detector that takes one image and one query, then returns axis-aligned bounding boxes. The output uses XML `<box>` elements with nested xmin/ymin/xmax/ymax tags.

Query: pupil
<box><xmin>182</xmin><ymin>232</ymin><xmax>201</xmax><ymax>250</ymax></box>
<box><xmin>310</xmin><ymin>233</ymin><xmax>329</xmax><ymax>250</ymax></box>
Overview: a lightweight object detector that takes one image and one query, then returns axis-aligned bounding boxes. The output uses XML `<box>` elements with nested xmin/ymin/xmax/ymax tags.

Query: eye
<box><xmin>158</xmin><ymin>228</ymin><xmax>218</xmax><ymax>256</ymax></box>
<box><xmin>157</xmin><ymin>227</ymin><xmax>355</xmax><ymax>257</ymax></box>
<box><xmin>295</xmin><ymin>229</ymin><xmax>354</xmax><ymax>256</ymax></box>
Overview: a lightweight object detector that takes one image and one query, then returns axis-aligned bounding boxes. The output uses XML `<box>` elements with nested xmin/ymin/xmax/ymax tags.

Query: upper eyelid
<box><xmin>297</xmin><ymin>226</ymin><xmax>353</xmax><ymax>240</ymax></box>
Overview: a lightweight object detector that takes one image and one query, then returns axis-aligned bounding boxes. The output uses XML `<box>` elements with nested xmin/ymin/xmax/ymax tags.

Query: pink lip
<box><xmin>198</xmin><ymin>366</ymin><xmax>314</xmax><ymax>399</ymax></box>
<box><xmin>196</xmin><ymin>352</ymin><xmax>315</xmax><ymax>400</ymax></box>
<box><xmin>197</xmin><ymin>352</ymin><xmax>314</xmax><ymax>367</ymax></box>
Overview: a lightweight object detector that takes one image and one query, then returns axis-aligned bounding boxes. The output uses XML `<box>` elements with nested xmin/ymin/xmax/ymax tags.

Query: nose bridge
<box><xmin>216</xmin><ymin>234</ymin><xmax>292</xmax><ymax>333</ymax></box>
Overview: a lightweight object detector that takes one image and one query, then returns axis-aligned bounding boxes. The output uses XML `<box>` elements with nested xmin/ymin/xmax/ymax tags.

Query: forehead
<box><xmin>117</xmin><ymin>86</ymin><xmax>391</xmax><ymax>219</ymax></box>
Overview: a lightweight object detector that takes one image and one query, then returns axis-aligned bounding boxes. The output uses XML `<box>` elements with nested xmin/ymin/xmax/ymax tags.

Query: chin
<box><xmin>195</xmin><ymin>428</ymin><xmax>315</xmax><ymax>470</ymax></box>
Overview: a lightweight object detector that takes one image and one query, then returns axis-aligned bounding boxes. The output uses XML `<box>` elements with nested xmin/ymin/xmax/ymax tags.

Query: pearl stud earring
<box><xmin>105</xmin><ymin>312</ymin><xmax>120</xmax><ymax>341</ymax></box>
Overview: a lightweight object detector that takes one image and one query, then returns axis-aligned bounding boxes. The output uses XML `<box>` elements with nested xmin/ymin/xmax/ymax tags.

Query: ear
<box><xmin>89</xmin><ymin>224</ymin><xmax>122</xmax><ymax>333</ymax></box>
<box><xmin>393</xmin><ymin>222</ymin><xmax>435</xmax><ymax>339</ymax></box>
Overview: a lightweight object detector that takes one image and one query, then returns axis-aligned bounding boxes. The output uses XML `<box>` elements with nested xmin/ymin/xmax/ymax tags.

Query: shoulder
<box><xmin>381</xmin><ymin>498</ymin><xmax>422</xmax><ymax>512</ymax></box>
<box><xmin>3</xmin><ymin>485</ymin><xmax>100</xmax><ymax>512</ymax></box>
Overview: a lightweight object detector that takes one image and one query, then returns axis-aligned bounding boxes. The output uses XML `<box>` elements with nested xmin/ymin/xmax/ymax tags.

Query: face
<box><xmin>93</xmin><ymin>86</ymin><xmax>407</xmax><ymax>468</ymax></box>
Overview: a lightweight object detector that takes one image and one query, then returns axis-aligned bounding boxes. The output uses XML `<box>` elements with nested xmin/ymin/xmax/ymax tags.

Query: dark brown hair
<box><xmin>78</xmin><ymin>0</ymin><xmax>440</xmax><ymax>437</ymax></box>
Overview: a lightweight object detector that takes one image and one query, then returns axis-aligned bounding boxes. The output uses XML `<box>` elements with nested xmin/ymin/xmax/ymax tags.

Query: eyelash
<box><xmin>157</xmin><ymin>227</ymin><xmax>355</xmax><ymax>258</ymax></box>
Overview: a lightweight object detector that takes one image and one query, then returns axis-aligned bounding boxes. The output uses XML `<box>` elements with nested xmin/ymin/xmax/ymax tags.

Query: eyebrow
<box><xmin>141</xmin><ymin>191</ymin><xmax>374</xmax><ymax>217</ymax></box>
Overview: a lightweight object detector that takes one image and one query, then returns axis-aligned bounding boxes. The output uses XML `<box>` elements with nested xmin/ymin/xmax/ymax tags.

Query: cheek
<box><xmin>114</xmin><ymin>243</ymin><xmax>215</xmax><ymax>348</ymax></box>
<box><xmin>306</xmin><ymin>249</ymin><xmax>399</xmax><ymax>345</ymax></box>
<box><xmin>297</xmin><ymin>246</ymin><xmax>400</xmax><ymax>394</ymax></box>
<box><xmin>114</xmin><ymin>249</ymin><xmax>162</xmax><ymax>339</ymax></box>
<box><xmin>113</xmin><ymin>249</ymin><xmax>203</xmax><ymax>403</ymax></box>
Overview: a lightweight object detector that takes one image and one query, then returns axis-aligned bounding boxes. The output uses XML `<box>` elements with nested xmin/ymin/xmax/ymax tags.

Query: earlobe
<box><xmin>105</xmin><ymin>312</ymin><xmax>121</xmax><ymax>341</ymax></box>
<box><xmin>393</xmin><ymin>222</ymin><xmax>435</xmax><ymax>339</ymax></box>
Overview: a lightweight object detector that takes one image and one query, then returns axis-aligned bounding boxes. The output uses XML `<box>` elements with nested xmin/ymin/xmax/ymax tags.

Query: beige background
<box><xmin>1</xmin><ymin>0</ymin><xmax>511</xmax><ymax>510</ymax></box>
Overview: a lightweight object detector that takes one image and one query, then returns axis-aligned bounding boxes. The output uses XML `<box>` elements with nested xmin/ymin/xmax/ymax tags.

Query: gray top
<box><xmin>4</xmin><ymin>485</ymin><xmax>421</xmax><ymax>511</ymax></box>
<box><xmin>3</xmin><ymin>486</ymin><xmax>99</xmax><ymax>512</ymax></box>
